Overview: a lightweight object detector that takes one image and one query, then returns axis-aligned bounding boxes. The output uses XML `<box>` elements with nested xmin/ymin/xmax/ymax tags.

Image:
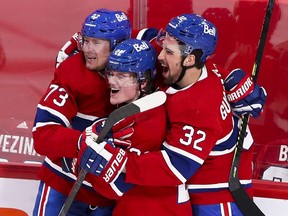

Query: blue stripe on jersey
<box><xmin>112</xmin><ymin>173</ymin><xmax>134</xmax><ymax>196</ymax></box>
<box><xmin>33</xmin><ymin>107</ymin><xmax>68</xmax><ymax>127</ymax></box>
<box><xmin>71</xmin><ymin>115</ymin><xmax>96</xmax><ymax>131</ymax></box>
<box><xmin>212</xmin><ymin>116</ymin><xmax>239</xmax><ymax>152</ymax></box>
<box><xmin>162</xmin><ymin>143</ymin><xmax>202</xmax><ymax>180</ymax></box>
<box><xmin>42</xmin><ymin>159</ymin><xmax>93</xmax><ymax>191</ymax></box>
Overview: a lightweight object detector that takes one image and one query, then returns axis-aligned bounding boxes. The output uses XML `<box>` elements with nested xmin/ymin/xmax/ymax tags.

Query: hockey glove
<box><xmin>85</xmin><ymin>148</ymin><xmax>142</xmax><ymax>199</ymax></box>
<box><xmin>65</xmin><ymin>118</ymin><xmax>104</xmax><ymax>175</ymax></box>
<box><xmin>86</xmin><ymin>172</ymin><xmax>134</xmax><ymax>199</ymax></box>
<box><xmin>95</xmin><ymin>146</ymin><xmax>142</xmax><ymax>184</ymax></box>
<box><xmin>61</xmin><ymin>117</ymin><xmax>103</xmax><ymax>174</ymax></box>
<box><xmin>111</xmin><ymin>117</ymin><xmax>134</xmax><ymax>149</ymax></box>
<box><xmin>75</xmin><ymin>118</ymin><xmax>110</xmax><ymax>174</ymax></box>
<box><xmin>224</xmin><ymin>68</ymin><xmax>267</xmax><ymax>118</ymax></box>
<box><xmin>79</xmin><ymin>117</ymin><xmax>134</xmax><ymax>150</ymax></box>
<box><xmin>76</xmin><ymin>117</ymin><xmax>133</xmax><ymax>176</ymax></box>
<box><xmin>55</xmin><ymin>32</ymin><xmax>82</xmax><ymax>68</ymax></box>
<box><xmin>77</xmin><ymin>118</ymin><xmax>106</xmax><ymax>150</ymax></box>
<box><xmin>79</xmin><ymin>138</ymin><xmax>127</xmax><ymax>183</ymax></box>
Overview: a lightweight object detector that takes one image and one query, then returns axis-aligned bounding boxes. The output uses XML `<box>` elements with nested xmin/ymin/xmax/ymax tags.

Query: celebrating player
<box><xmin>32</xmin><ymin>9</ymin><xmax>131</xmax><ymax>216</ymax></box>
<box><xmin>76</xmin><ymin>38</ymin><xmax>192</xmax><ymax>216</ymax></box>
<box><xmin>81</xmin><ymin>14</ymin><xmax>266</xmax><ymax>216</ymax></box>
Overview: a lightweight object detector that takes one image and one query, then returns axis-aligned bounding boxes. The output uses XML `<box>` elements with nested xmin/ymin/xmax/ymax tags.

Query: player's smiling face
<box><xmin>105</xmin><ymin>70</ymin><xmax>140</xmax><ymax>105</ymax></box>
<box><xmin>82</xmin><ymin>37</ymin><xmax>110</xmax><ymax>71</ymax></box>
<box><xmin>158</xmin><ymin>35</ymin><xmax>183</xmax><ymax>85</ymax></box>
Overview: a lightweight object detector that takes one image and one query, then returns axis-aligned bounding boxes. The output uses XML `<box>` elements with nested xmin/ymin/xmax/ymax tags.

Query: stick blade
<box><xmin>132</xmin><ymin>91</ymin><xmax>167</xmax><ymax>112</ymax></box>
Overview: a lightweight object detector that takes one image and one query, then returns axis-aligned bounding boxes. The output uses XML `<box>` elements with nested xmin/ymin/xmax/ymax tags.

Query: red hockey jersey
<box><xmin>32</xmin><ymin>52</ymin><xmax>116</xmax><ymax>206</ymax></box>
<box><xmin>86</xmin><ymin>98</ymin><xmax>192</xmax><ymax>216</ymax></box>
<box><xmin>125</xmin><ymin>60</ymin><xmax>254</xmax><ymax>205</ymax></box>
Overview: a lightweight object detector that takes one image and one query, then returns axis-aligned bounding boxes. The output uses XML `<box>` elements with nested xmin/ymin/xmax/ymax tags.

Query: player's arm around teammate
<box><xmin>32</xmin><ymin>9</ymin><xmax>131</xmax><ymax>216</ymax></box>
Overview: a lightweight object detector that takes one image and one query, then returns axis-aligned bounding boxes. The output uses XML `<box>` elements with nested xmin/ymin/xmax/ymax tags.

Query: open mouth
<box><xmin>111</xmin><ymin>88</ymin><xmax>119</xmax><ymax>94</ymax></box>
<box><xmin>88</xmin><ymin>57</ymin><xmax>96</xmax><ymax>61</ymax></box>
<box><xmin>85</xmin><ymin>55</ymin><xmax>97</xmax><ymax>62</ymax></box>
<box><xmin>161</xmin><ymin>65</ymin><xmax>169</xmax><ymax>74</ymax></box>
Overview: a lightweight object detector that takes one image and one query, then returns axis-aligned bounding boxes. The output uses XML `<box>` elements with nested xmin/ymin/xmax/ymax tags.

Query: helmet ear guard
<box><xmin>81</xmin><ymin>8</ymin><xmax>132</xmax><ymax>50</ymax></box>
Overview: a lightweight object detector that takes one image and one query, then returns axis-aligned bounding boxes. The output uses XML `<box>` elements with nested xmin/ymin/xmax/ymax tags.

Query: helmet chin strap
<box><xmin>138</xmin><ymin>83</ymin><xmax>145</xmax><ymax>98</ymax></box>
<box><xmin>174</xmin><ymin>57</ymin><xmax>196</xmax><ymax>84</ymax></box>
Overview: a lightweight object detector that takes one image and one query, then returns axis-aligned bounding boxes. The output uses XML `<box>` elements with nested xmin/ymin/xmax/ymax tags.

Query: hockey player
<box><xmin>79</xmin><ymin>14</ymin><xmax>266</xmax><ymax>216</ymax></box>
<box><xmin>56</xmin><ymin>27</ymin><xmax>266</xmax><ymax>119</ymax></box>
<box><xmin>76</xmin><ymin>38</ymin><xmax>192</xmax><ymax>216</ymax></box>
<box><xmin>32</xmin><ymin>9</ymin><xmax>132</xmax><ymax>216</ymax></box>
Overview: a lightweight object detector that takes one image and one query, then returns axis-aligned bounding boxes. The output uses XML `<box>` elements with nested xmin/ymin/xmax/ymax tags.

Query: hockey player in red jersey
<box><xmin>76</xmin><ymin>38</ymin><xmax>192</xmax><ymax>216</ymax></box>
<box><xmin>81</xmin><ymin>14</ymin><xmax>267</xmax><ymax>216</ymax></box>
<box><xmin>32</xmin><ymin>9</ymin><xmax>131</xmax><ymax>216</ymax></box>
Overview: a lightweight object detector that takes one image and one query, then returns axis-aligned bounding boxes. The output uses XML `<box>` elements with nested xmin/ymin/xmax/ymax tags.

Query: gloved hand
<box><xmin>78</xmin><ymin>135</ymin><xmax>142</xmax><ymax>198</ymax></box>
<box><xmin>111</xmin><ymin>117</ymin><xmax>134</xmax><ymax>148</ymax></box>
<box><xmin>78</xmin><ymin>117</ymin><xmax>134</xmax><ymax>149</ymax></box>
<box><xmin>64</xmin><ymin>116</ymin><xmax>134</xmax><ymax>174</ymax></box>
<box><xmin>86</xmin><ymin>172</ymin><xmax>134</xmax><ymax>199</ymax></box>
<box><xmin>55</xmin><ymin>32</ymin><xmax>82</xmax><ymax>68</ymax></box>
<box><xmin>75</xmin><ymin>117</ymin><xmax>134</xmax><ymax>176</ymax></box>
<box><xmin>62</xmin><ymin>116</ymin><xmax>101</xmax><ymax>174</ymax></box>
<box><xmin>77</xmin><ymin>118</ymin><xmax>106</xmax><ymax>150</ymax></box>
<box><xmin>84</xmin><ymin>148</ymin><xmax>142</xmax><ymax>199</ymax></box>
<box><xmin>224</xmin><ymin>68</ymin><xmax>267</xmax><ymax>118</ymax></box>
<box><xmin>78</xmin><ymin>136</ymin><xmax>127</xmax><ymax>184</ymax></box>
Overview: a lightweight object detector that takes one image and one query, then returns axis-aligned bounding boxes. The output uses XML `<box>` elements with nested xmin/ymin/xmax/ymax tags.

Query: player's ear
<box><xmin>184</xmin><ymin>54</ymin><xmax>195</xmax><ymax>66</ymax></box>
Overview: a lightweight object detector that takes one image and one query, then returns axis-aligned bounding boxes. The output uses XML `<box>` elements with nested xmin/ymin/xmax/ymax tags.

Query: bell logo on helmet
<box><xmin>133</xmin><ymin>41</ymin><xmax>149</xmax><ymax>52</ymax></box>
<box><xmin>203</xmin><ymin>23</ymin><xmax>216</xmax><ymax>36</ymax></box>
<box><xmin>115</xmin><ymin>13</ymin><xmax>128</xmax><ymax>22</ymax></box>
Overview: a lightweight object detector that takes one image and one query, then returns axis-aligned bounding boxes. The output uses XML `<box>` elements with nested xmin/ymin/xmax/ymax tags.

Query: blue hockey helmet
<box><xmin>166</xmin><ymin>13</ymin><xmax>218</xmax><ymax>62</ymax></box>
<box><xmin>107</xmin><ymin>38</ymin><xmax>157</xmax><ymax>81</ymax></box>
<box><xmin>81</xmin><ymin>8</ymin><xmax>132</xmax><ymax>50</ymax></box>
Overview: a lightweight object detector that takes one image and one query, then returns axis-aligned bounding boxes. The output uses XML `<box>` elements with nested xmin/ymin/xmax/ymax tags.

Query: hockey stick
<box><xmin>58</xmin><ymin>91</ymin><xmax>167</xmax><ymax>216</ymax></box>
<box><xmin>228</xmin><ymin>0</ymin><xmax>274</xmax><ymax>215</ymax></box>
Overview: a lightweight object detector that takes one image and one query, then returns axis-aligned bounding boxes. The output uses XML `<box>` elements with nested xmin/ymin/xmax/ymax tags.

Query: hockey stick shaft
<box><xmin>229</xmin><ymin>0</ymin><xmax>274</xmax><ymax>215</ymax></box>
<box><xmin>58</xmin><ymin>91</ymin><xmax>166</xmax><ymax>216</ymax></box>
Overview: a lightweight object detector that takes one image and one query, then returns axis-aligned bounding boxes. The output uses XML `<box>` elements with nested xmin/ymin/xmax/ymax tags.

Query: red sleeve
<box><xmin>33</xmin><ymin>125</ymin><xmax>81</xmax><ymax>158</ymax></box>
<box><xmin>33</xmin><ymin>68</ymin><xmax>81</xmax><ymax>158</ymax></box>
